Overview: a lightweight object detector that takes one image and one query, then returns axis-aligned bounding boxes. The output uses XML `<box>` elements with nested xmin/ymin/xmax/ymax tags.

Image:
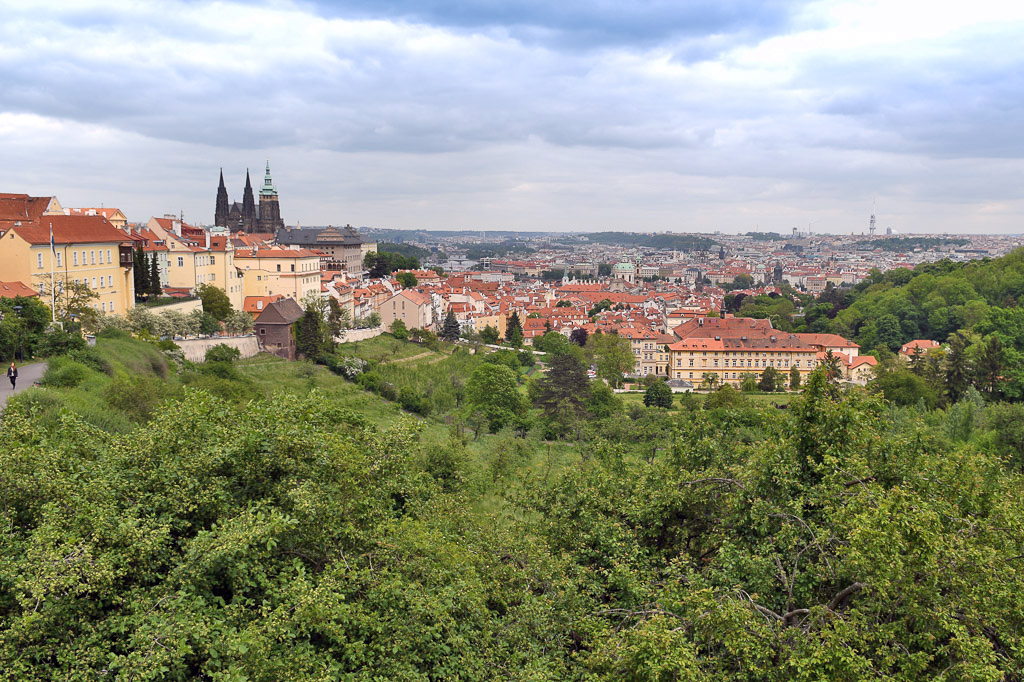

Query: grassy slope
<box><xmin>9</xmin><ymin>334</ymin><xmax>578</xmax><ymax>518</ymax></box>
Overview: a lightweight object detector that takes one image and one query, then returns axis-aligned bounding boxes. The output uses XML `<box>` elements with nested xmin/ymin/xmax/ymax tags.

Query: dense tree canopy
<box><xmin>4</xmin><ymin>330</ymin><xmax>1024</xmax><ymax>679</ymax></box>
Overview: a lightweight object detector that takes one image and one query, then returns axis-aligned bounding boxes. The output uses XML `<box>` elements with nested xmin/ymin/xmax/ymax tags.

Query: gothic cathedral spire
<box><xmin>241</xmin><ymin>169</ymin><xmax>256</xmax><ymax>232</ymax></box>
<box><xmin>214</xmin><ymin>168</ymin><xmax>229</xmax><ymax>227</ymax></box>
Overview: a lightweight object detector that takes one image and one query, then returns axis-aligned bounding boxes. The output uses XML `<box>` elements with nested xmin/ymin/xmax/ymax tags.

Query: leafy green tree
<box><xmin>758</xmin><ymin>366</ymin><xmax>780</xmax><ymax>392</ymax></box>
<box><xmin>586</xmin><ymin>380</ymin><xmax>622</xmax><ymax>418</ymax></box>
<box><xmin>479</xmin><ymin>324</ymin><xmax>500</xmax><ymax>344</ymax></box>
<box><xmin>703</xmin><ymin>382</ymin><xmax>744</xmax><ymax>408</ymax></box>
<box><xmin>465</xmin><ymin>363</ymin><xmax>527</xmax><ymax>433</ymax></box>
<box><xmin>944</xmin><ymin>331</ymin><xmax>972</xmax><ymax>403</ymax></box>
<box><xmin>364</xmin><ymin>251</ymin><xmax>419</xmax><ymax>278</ymax></box>
<box><xmin>587</xmin><ymin>332</ymin><xmax>633</xmax><ymax>388</ymax></box>
<box><xmin>440</xmin><ymin>309</ymin><xmax>461</xmax><ymax>342</ymax></box>
<box><xmin>533</xmin><ymin>330</ymin><xmax>574</xmax><ymax>357</ymax></box>
<box><xmin>643</xmin><ymin>379</ymin><xmax>673</xmax><ymax>409</ymax></box>
<box><xmin>389</xmin><ymin>319</ymin><xmax>409</xmax><ymax>340</ymax></box>
<box><xmin>741</xmin><ymin>373</ymin><xmax>758</xmax><ymax>392</ymax></box>
<box><xmin>198</xmin><ymin>311</ymin><xmax>221</xmax><ymax>336</ymax></box>
<box><xmin>505</xmin><ymin>311</ymin><xmax>524</xmax><ymax>348</ymax></box>
<box><xmin>223</xmin><ymin>310</ymin><xmax>252</xmax><ymax>335</ymax></box>
<box><xmin>789</xmin><ymin>364</ymin><xmax>801</xmax><ymax>390</ymax></box>
<box><xmin>700</xmin><ymin>372</ymin><xmax>719</xmax><ymax>391</ymax></box>
<box><xmin>328</xmin><ymin>297</ymin><xmax>350</xmax><ymax>339</ymax></box>
<box><xmin>973</xmin><ymin>335</ymin><xmax>1004</xmax><ymax>399</ymax></box>
<box><xmin>870</xmin><ymin>366</ymin><xmax>940</xmax><ymax>408</ymax></box>
<box><xmin>195</xmin><ymin>283</ymin><xmax>233</xmax><ymax>320</ymax></box>
<box><xmin>395</xmin><ymin>271</ymin><xmax>418</xmax><ymax>288</ymax></box>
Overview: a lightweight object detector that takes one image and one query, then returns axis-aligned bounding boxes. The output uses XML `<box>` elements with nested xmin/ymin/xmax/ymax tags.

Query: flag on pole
<box><xmin>49</xmin><ymin>222</ymin><xmax>57</xmax><ymax>324</ymax></box>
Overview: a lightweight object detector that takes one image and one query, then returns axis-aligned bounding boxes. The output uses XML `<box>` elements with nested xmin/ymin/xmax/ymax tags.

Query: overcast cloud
<box><xmin>1</xmin><ymin>0</ymin><xmax>1022</xmax><ymax>233</ymax></box>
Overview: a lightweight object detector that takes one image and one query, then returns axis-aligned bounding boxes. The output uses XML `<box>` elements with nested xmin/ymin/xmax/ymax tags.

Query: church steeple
<box><xmin>257</xmin><ymin>159</ymin><xmax>284</xmax><ymax>233</ymax></box>
<box><xmin>214</xmin><ymin>168</ymin><xmax>229</xmax><ymax>227</ymax></box>
<box><xmin>241</xmin><ymin>169</ymin><xmax>256</xmax><ymax>231</ymax></box>
<box><xmin>260</xmin><ymin>159</ymin><xmax>277</xmax><ymax>197</ymax></box>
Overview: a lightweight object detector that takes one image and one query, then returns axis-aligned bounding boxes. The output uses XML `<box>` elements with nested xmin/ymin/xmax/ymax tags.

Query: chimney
<box><xmin>205</xmin><ymin>229</ymin><xmax>211</xmax><ymax>249</ymax></box>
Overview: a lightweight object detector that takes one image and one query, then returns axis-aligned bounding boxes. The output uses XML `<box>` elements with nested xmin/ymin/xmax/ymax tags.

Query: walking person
<box><xmin>7</xmin><ymin>362</ymin><xmax>16</xmax><ymax>390</ymax></box>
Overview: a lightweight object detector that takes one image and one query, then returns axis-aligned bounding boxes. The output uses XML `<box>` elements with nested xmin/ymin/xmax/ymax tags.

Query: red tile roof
<box><xmin>7</xmin><ymin>214</ymin><xmax>127</xmax><ymax>245</ymax></box>
<box><xmin>0</xmin><ymin>193</ymin><xmax>54</xmax><ymax>227</ymax></box>
<box><xmin>0</xmin><ymin>281</ymin><xmax>39</xmax><ymax>298</ymax></box>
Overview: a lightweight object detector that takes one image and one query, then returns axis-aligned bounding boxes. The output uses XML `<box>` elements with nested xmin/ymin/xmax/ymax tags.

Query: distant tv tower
<box><xmin>869</xmin><ymin>199</ymin><xmax>877</xmax><ymax>237</ymax></box>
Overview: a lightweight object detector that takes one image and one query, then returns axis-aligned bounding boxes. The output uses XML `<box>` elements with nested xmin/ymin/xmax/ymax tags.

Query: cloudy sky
<box><xmin>2</xmin><ymin>0</ymin><xmax>1023</xmax><ymax>234</ymax></box>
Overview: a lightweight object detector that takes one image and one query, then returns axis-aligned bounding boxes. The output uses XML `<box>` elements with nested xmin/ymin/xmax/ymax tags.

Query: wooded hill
<box><xmin>1</xmin><ymin>332</ymin><xmax>1023</xmax><ymax>679</ymax></box>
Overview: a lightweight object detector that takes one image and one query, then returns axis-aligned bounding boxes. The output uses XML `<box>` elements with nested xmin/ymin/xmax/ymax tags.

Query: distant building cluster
<box><xmin>2</xmin><ymin>170</ymin><xmax>1021</xmax><ymax>366</ymax></box>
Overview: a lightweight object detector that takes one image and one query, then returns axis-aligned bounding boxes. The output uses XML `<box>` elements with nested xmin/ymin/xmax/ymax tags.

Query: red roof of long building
<box><xmin>6</xmin><ymin>214</ymin><xmax>127</xmax><ymax>245</ymax></box>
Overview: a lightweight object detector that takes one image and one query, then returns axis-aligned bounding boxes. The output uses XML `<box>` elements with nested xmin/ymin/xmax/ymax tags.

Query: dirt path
<box><xmin>382</xmin><ymin>351</ymin><xmax>435</xmax><ymax>364</ymax></box>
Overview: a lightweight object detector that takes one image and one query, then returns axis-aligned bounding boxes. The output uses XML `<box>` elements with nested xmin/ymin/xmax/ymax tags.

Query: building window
<box><xmin>37</xmin><ymin>253</ymin><xmax>43</xmax><ymax>268</ymax></box>
<box><xmin>56</xmin><ymin>252</ymin><xmax>62</xmax><ymax>267</ymax></box>
<box><xmin>110</xmin><ymin>301</ymin><xmax>115</xmax><ymax>313</ymax></box>
<box><xmin>90</xmin><ymin>250</ymin><xmax>96</xmax><ymax>264</ymax></box>
<box><xmin>211</xmin><ymin>273</ymin><xmax>215</xmax><ymax>281</ymax></box>
<box><xmin>291</xmin><ymin>264</ymin><xmax>295</xmax><ymax>272</ymax></box>
<box><xmin>277</xmin><ymin>264</ymin><xmax>281</xmax><ymax>272</ymax></box>
<box><xmin>101</xmin><ymin>302</ymin><xmax>106</xmax><ymax>312</ymax></box>
<box><xmin>107</xmin><ymin>249</ymin><xmax>112</xmax><ymax>263</ymax></box>
<box><xmin>210</xmin><ymin>256</ymin><xmax>215</xmax><ymax>265</ymax></box>
<box><xmin>259</xmin><ymin>328</ymin><xmax>265</xmax><ymax>335</ymax></box>
<box><xmin>91</xmin><ymin>277</ymin><xmax>97</xmax><ymax>289</ymax></box>
<box><xmin>177</xmin><ymin>257</ymin><xmax>184</xmax><ymax>267</ymax></box>
<box><xmin>73</xmin><ymin>251</ymin><xmax>79</xmax><ymax>266</ymax></box>
<box><xmin>108</xmin><ymin>275</ymin><xmax>112</xmax><ymax>287</ymax></box>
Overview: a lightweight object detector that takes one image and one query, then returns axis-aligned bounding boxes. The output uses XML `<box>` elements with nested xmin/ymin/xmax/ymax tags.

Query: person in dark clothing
<box><xmin>7</xmin><ymin>362</ymin><xmax>16</xmax><ymax>390</ymax></box>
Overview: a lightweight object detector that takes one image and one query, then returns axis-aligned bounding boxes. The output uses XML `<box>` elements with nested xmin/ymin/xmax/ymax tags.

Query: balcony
<box><xmin>119</xmin><ymin>245</ymin><xmax>135</xmax><ymax>268</ymax></box>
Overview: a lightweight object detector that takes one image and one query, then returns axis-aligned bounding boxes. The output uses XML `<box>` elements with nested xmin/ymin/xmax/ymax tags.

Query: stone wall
<box><xmin>146</xmin><ymin>299</ymin><xmax>203</xmax><ymax>315</ymax></box>
<box><xmin>176</xmin><ymin>335</ymin><xmax>261</xmax><ymax>362</ymax></box>
<box><xmin>337</xmin><ymin>326</ymin><xmax>385</xmax><ymax>343</ymax></box>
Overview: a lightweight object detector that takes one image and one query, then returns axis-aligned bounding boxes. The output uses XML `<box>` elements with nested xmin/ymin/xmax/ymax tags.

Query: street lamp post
<box><xmin>12</xmin><ymin>305</ymin><xmax>24</xmax><ymax>362</ymax></box>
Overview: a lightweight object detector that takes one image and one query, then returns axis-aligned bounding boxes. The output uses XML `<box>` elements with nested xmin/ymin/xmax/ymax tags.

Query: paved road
<box><xmin>0</xmin><ymin>362</ymin><xmax>47</xmax><ymax>411</ymax></box>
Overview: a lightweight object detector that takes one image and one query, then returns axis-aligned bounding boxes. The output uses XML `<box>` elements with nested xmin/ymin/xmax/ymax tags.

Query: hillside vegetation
<box><xmin>2</xmin><ymin>331</ymin><xmax>1024</xmax><ymax>679</ymax></box>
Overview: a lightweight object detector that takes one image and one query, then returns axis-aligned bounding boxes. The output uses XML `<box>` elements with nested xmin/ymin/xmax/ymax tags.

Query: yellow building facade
<box><xmin>0</xmin><ymin>215</ymin><xmax>135</xmax><ymax>316</ymax></box>
<box><xmin>668</xmin><ymin>336</ymin><xmax>818</xmax><ymax>386</ymax></box>
<box><xmin>234</xmin><ymin>248</ymin><xmax>322</xmax><ymax>302</ymax></box>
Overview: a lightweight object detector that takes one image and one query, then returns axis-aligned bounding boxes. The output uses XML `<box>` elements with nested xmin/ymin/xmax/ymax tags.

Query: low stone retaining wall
<box><xmin>176</xmin><ymin>335</ymin><xmax>261</xmax><ymax>362</ymax></box>
<box><xmin>337</xmin><ymin>326</ymin><xmax>385</xmax><ymax>343</ymax></box>
<box><xmin>144</xmin><ymin>299</ymin><xmax>203</xmax><ymax>315</ymax></box>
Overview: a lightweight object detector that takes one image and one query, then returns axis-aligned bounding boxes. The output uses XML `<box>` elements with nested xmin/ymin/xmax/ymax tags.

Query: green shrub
<box><xmin>67</xmin><ymin>347</ymin><xmax>114</xmax><ymax>375</ymax></box>
<box><xmin>202</xmin><ymin>360</ymin><xmax>241</xmax><ymax>381</ymax></box>
<box><xmin>40</xmin><ymin>358</ymin><xmax>93</xmax><ymax>388</ymax></box>
<box><xmin>398</xmin><ymin>386</ymin><xmax>428</xmax><ymax>415</ymax></box>
<box><xmin>96</xmin><ymin>327</ymin><xmax>132</xmax><ymax>340</ymax></box>
<box><xmin>36</xmin><ymin>330</ymin><xmax>87</xmax><ymax>357</ymax></box>
<box><xmin>103</xmin><ymin>374</ymin><xmax>167</xmax><ymax>422</ymax></box>
<box><xmin>205</xmin><ymin>343</ymin><xmax>241</xmax><ymax>363</ymax></box>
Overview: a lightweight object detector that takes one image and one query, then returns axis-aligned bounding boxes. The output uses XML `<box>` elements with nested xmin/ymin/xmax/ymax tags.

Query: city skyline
<box><xmin>2</xmin><ymin>0</ymin><xmax>1023</xmax><ymax>233</ymax></box>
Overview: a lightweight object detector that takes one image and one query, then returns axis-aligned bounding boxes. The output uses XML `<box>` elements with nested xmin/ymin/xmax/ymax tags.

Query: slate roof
<box><xmin>254</xmin><ymin>297</ymin><xmax>303</xmax><ymax>325</ymax></box>
<box><xmin>276</xmin><ymin>225</ymin><xmax>366</xmax><ymax>246</ymax></box>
